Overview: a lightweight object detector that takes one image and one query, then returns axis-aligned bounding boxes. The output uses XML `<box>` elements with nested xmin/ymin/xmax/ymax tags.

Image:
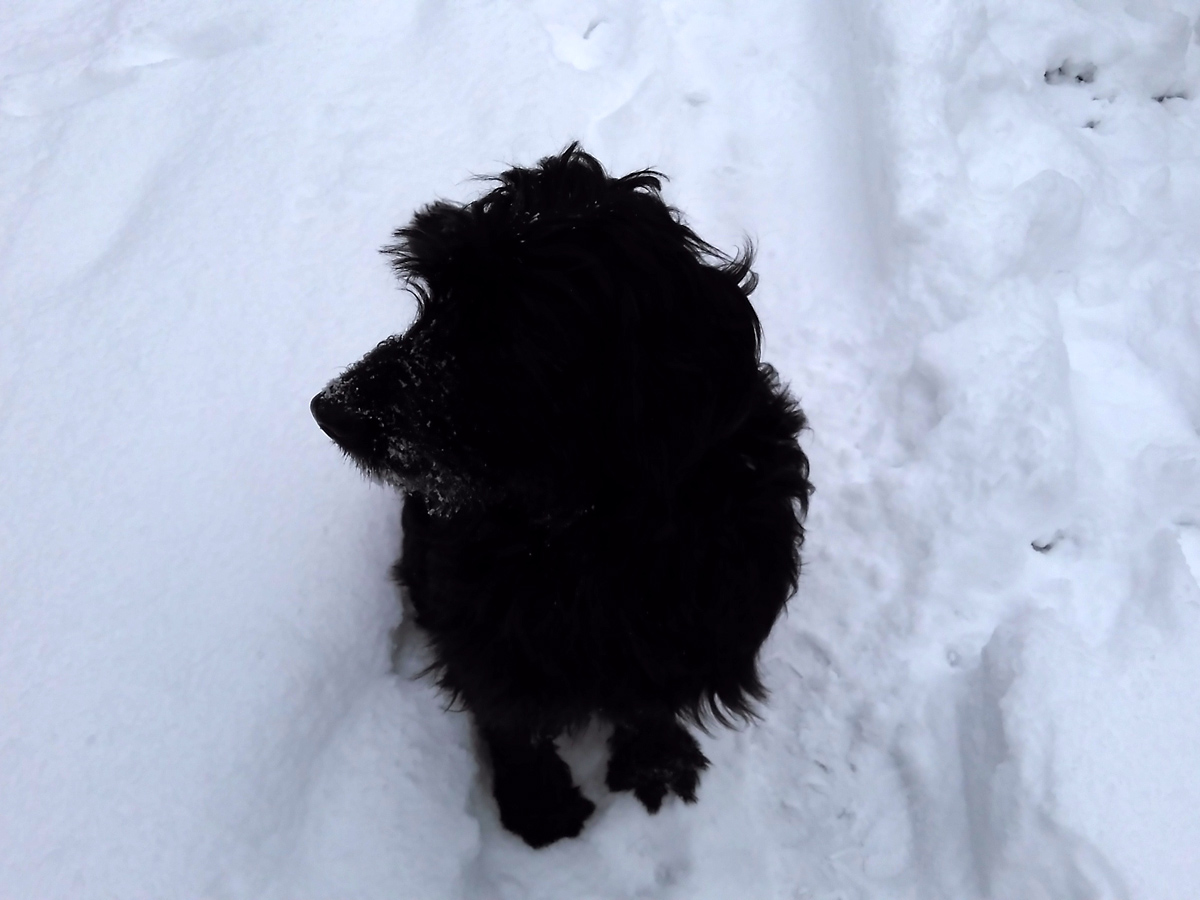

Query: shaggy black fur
<box><xmin>311</xmin><ymin>144</ymin><xmax>812</xmax><ymax>848</ymax></box>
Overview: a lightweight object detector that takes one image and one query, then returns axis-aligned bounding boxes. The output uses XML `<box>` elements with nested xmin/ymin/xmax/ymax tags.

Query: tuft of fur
<box><xmin>311</xmin><ymin>144</ymin><xmax>812</xmax><ymax>847</ymax></box>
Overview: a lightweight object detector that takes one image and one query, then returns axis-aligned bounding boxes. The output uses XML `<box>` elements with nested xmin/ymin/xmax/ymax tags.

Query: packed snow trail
<box><xmin>3</xmin><ymin>1</ymin><xmax>1200</xmax><ymax>898</ymax></box>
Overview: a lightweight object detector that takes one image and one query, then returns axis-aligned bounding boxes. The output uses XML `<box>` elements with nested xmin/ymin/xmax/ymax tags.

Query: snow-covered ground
<box><xmin>3</xmin><ymin>0</ymin><xmax>1200</xmax><ymax>896</ymax></box>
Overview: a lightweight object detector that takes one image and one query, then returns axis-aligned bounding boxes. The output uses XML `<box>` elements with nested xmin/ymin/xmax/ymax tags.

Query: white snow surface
<box><xmin>3</xmin><ymin>0</ymin><xmax>1200</xmax><ymax>897</ymax></box>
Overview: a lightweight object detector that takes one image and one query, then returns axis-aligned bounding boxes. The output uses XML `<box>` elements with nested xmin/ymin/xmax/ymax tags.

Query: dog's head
<box><xmin>311</xmin><ymin>144</ymin><xmax>764</xmax><ymax>518</ymax></box>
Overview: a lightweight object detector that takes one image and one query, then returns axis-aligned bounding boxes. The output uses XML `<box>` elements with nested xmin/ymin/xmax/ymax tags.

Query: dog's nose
<box><xmin>310</xmin><ymin>392</ymin><xmax>371</xmax><ymax>449</ymax></box>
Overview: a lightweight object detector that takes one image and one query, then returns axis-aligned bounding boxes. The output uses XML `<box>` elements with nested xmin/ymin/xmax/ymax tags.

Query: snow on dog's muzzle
<box><xmin>311</xmin><ymin>391</ymin><xmax>353</xmax><ymax>441</ymax></box>
<box><xmin>310</xmin><ymin>387</ymin><xmax>384</xmax><ymax>460</ymax></box>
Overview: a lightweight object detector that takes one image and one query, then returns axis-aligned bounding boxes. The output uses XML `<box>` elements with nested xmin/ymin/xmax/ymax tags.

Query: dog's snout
<box><xmin>310</xmin><ymin>392</ymin><xmax>372</xmax><ymax>450</ymax></box>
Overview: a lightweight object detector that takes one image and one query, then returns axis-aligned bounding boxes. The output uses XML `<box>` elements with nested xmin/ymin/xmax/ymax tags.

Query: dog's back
<box><xmin>396</xmin><ymin>360</ymin><xmax>809</xmax><ymax>733</ymax></box>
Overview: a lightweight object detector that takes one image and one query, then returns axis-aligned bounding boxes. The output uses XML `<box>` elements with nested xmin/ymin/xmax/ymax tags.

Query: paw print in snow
<box><xmin>1044</xmin><ymin>60</ymin><xmax>1096</xmax><ymax>85</ymax></box>
<box><xmin>536</xmin><ymin>1</ymin><xmax>633</xmax><ymax>72</ymax></box>
<box><xmin>1043</xmin><ymin>58</ymin><xmax>1105</xmax><ymax>129</ymax></box>
<box><xmin>545</xmin><ymin>17</ymin><xmax>628</xmax><ymax>71</ymax></box>
<box><xmin>1153</xmin><ymin>88</ymin><xmax>1188</xmax><ymax>103</ymax></box>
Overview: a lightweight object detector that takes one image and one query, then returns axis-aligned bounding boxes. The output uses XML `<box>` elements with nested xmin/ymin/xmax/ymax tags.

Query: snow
<box><xmin>3</xmin><ymin>0</ymin><xmax>1199</xmax><ymax>897</ymax></box>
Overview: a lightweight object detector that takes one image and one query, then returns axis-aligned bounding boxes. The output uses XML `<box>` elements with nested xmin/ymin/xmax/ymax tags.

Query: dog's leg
<box><xmin>482</xmin><ymin>724</ymin><xmax>596</xmax><ymax>848</ymax></box>
<box><xmin>605</xmin><ymin>716</ymin><xmax>711</xmax><ymax>813</ymax></box>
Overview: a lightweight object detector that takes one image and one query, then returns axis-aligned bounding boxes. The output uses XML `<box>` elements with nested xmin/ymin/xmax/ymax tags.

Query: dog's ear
<box><xmin>382</xmin><ymin>201</ymin><xmax>486</xmax><ymax>310</ymax></box>
<box><xmin>615</xmin><ymin>240</ymin><xmax>765</xmax><ymax>484</ymax></box>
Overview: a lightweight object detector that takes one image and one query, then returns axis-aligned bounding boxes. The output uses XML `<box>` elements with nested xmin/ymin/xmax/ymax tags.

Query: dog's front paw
<box><xmin>493</xmin><ymin>768</ymin><xmax>596</xmax><ymax>848</ymax></box>
<box><xmin>606</xmin><ymin>720</ymin><xmax>711</xmax><ymax>813</ymax></box>
<box><xmin>488</xmin><ymin>736</ymin><xmax>596</xmax><ymax>848</ymax></box>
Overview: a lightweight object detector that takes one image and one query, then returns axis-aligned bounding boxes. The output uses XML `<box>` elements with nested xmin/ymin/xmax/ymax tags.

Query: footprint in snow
<box><xmin>1044</xmin><ymin>59</ymin><xmax>1096</xmax><ymax>85</ymax></box>
<box><xmin>1046</xmin><ymin>57</ymin><xmax>1189</xmax><ymax>106</ymax></box>
<box><xmin>543</xmin><ymin>17</ymin><xmax>624</xmax><ymax>71</ymax></box>
<box><xmin>0</xmin><ymin>23</ymin><xmax>257</xmax><ymax>117</ymax></box>
<box><xmin>535</xmin><ymin>0</ymin><xmax>635</xmax><ymax>73</ymax></box>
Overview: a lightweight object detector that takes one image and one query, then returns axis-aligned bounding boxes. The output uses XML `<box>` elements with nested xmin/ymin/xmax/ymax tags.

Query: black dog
<box><xmin>311</xmin><ymin>145</ymin><xmax>811</xmax><ymax>848</ymax></box>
